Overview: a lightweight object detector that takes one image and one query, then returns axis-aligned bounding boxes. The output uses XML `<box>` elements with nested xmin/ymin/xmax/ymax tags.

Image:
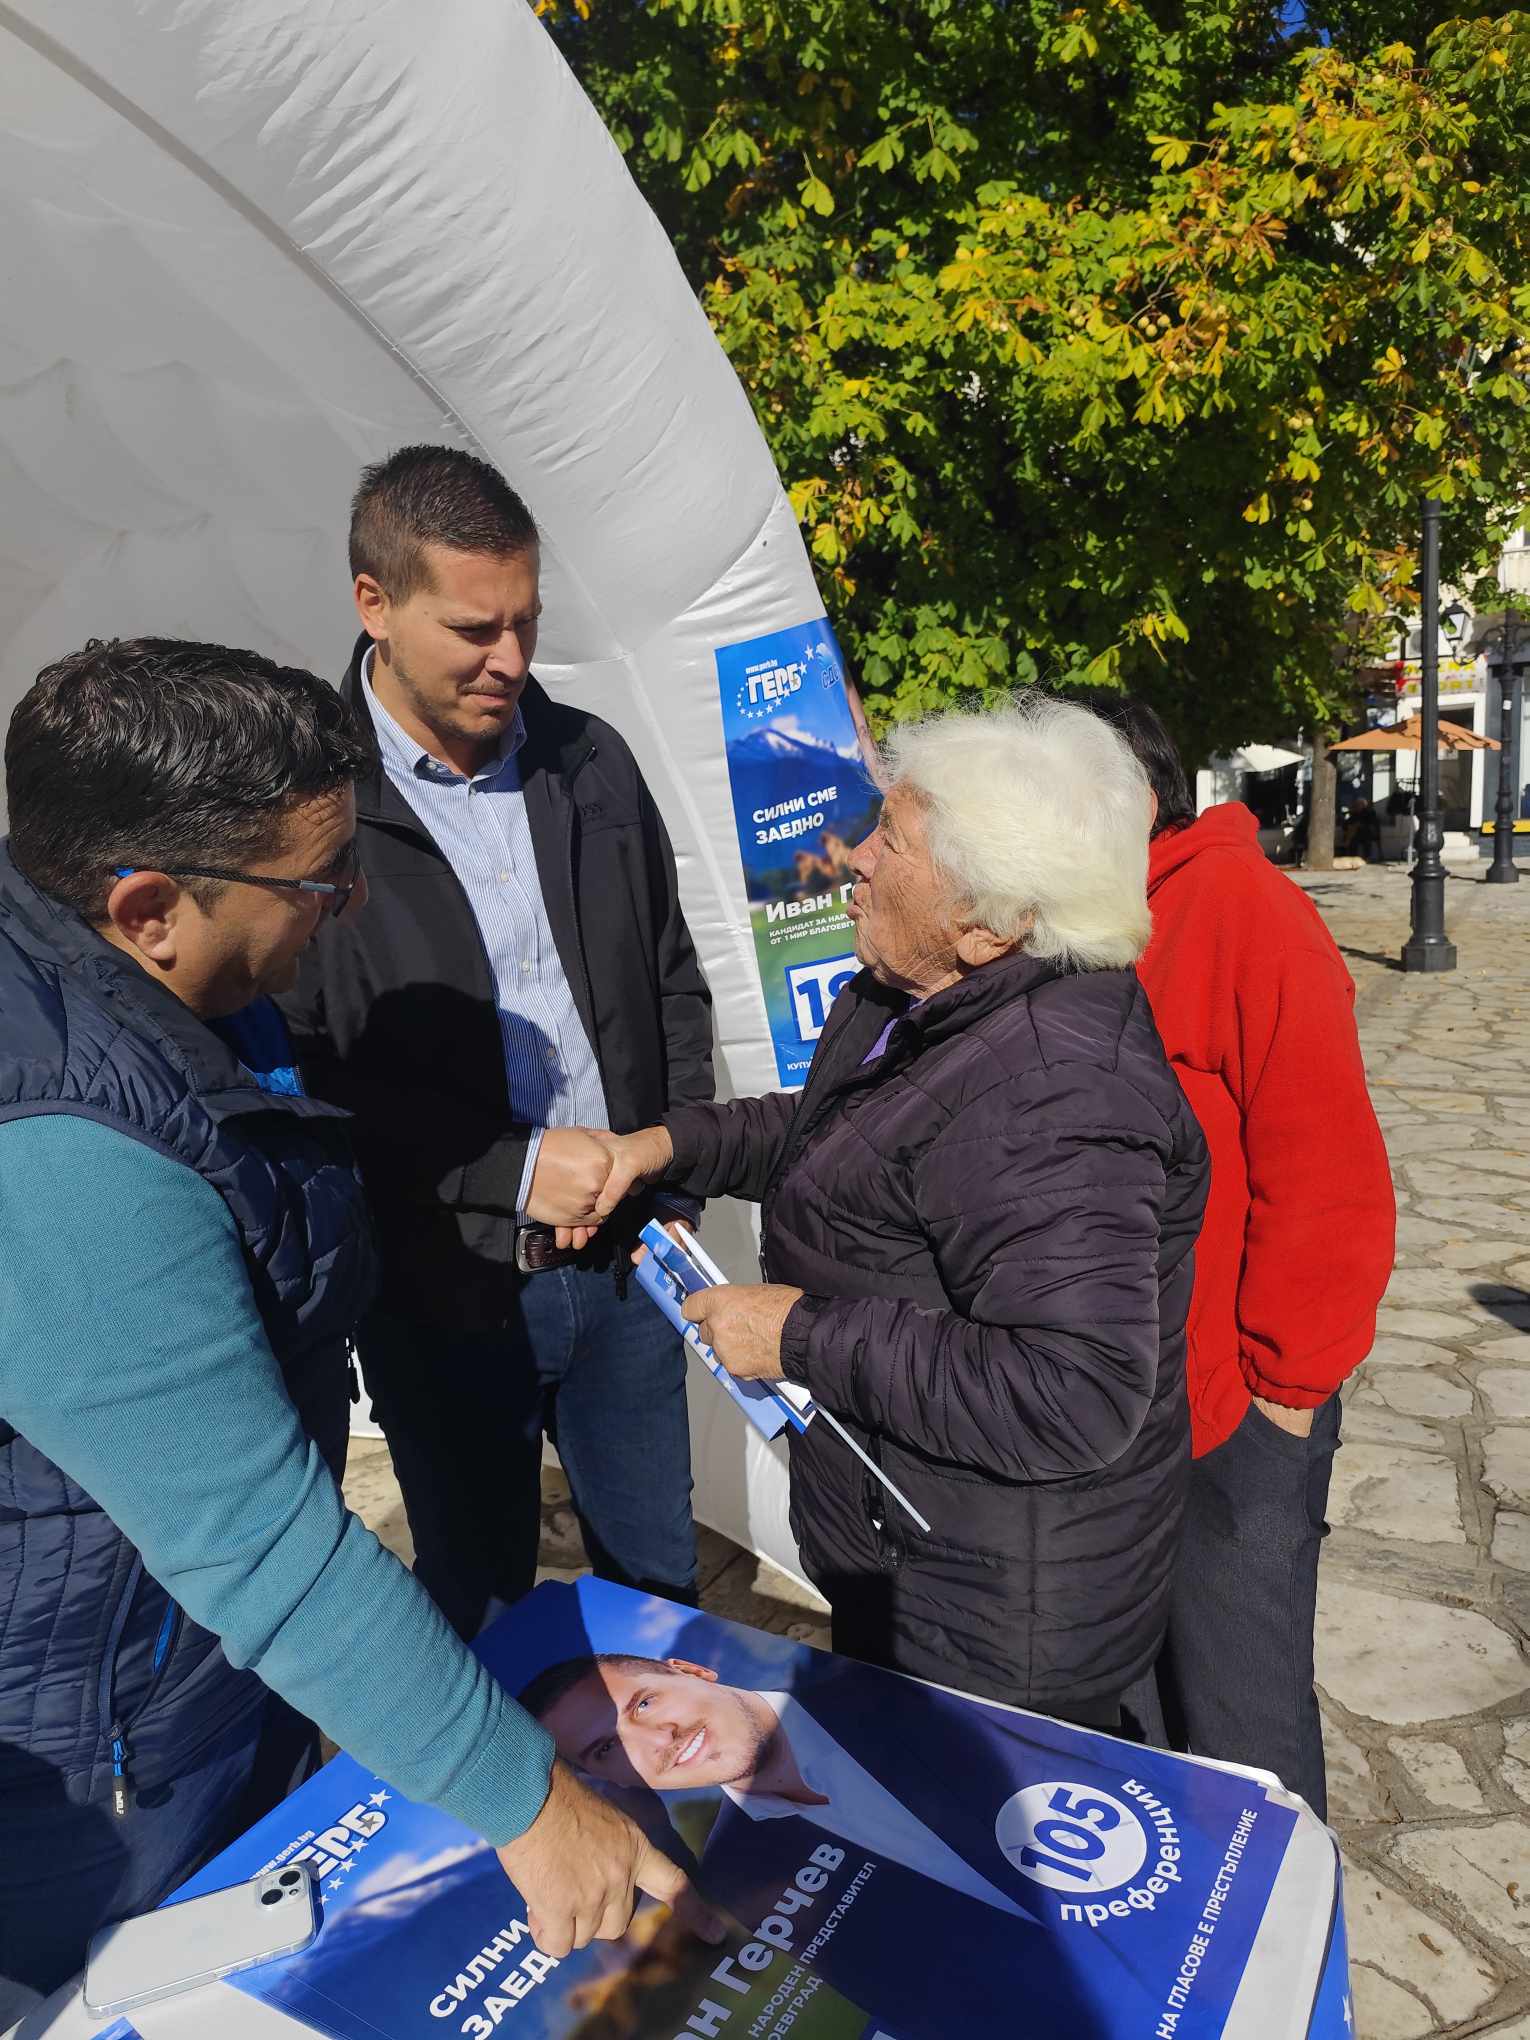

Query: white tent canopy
<box><xmin>0</xmin><ymin>0</ymin><xmax>825</xmax><ymax>1579</ymax></box>
<box><xmin>1227</xmin><ymin>744</ymin><xmax>1304</xmax><ymax>777</ymax></box>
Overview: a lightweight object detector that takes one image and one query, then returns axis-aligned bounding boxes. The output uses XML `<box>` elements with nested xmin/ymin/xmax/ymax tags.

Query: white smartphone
<box><xmin>82</xmin><ymin>1864</ymin><xmax>319</xmax><ymax>2019</ymax></box>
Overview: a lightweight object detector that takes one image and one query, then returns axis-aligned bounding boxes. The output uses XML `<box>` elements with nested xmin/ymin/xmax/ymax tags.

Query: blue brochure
<box><xmin>633</xmin><ymin>1220</ymin><xmax>810</xmax><ymax>1441</ymax></box>
<box><xmin>635</xmin><ymin>1222</ymin><xmax>930</xmax><ymax>1532</ymax></box>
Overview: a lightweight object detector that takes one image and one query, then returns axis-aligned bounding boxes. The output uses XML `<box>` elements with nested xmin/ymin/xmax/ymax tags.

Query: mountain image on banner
<box><xmin>724</xmin><ymin>728</ymin><xmax>879</xmax><ymax>898</ymax></box>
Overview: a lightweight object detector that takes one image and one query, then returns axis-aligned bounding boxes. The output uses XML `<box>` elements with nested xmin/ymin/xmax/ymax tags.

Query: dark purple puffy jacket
<box><xmin>663</xmin><ymin>952</ymin><xmax>1208</xmax><ymax>1720</ymax></box>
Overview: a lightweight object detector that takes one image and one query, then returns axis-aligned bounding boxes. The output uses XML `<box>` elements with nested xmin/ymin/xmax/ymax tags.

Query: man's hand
<box><xmin>496</xmin><ymin>1760</ymin><xmax>724</xmax><ymax>1958</ymax></box>
<box><xmin>680</xmin><ymin>1283</ymin><xmax>804</xmax><ymax>1381</ymax></box>
<box><xmin>1252</xmin><ymin>1395</ymin><xmax>1315</xmax><ymax>1439</ymax></box>
<box><xmin>589</xmin><ymin>1125</ymin><xmax>675</xmax><ymax>1220</ymax></box>
<box><xmin>524</xmin><ymin>1129</ymin><xmax>614</xmax><ymax>1238</ymax></box>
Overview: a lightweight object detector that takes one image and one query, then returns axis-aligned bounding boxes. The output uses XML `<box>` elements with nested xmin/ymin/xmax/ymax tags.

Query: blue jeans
<box><xmin>359</xmin><ymin>1263</ymin><xmax>697</xmax><ymax>1638</ymax></box>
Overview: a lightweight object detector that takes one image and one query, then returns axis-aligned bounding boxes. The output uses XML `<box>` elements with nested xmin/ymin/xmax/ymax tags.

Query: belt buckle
<box><xmin>515</xmin><ymin>1225</ymin><xmax>559</xmax><ymax>1275</ymax></box>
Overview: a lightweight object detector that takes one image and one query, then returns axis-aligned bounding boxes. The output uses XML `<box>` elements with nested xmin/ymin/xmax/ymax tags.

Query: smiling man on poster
<box><xmin>520</xmin><ymin>1652</ymin><xmax>1032</xmax><ymax>1924</ymax></box>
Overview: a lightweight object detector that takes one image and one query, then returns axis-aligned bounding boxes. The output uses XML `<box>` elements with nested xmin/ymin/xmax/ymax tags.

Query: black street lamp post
<box><xmin>1402</xmin><ymin>497</ymin><xmax>1458</xmax><ymax>972</ymax></box>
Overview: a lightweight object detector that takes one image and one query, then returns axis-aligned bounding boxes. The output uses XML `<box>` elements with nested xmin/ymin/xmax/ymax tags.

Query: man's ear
<box><xmin>954</xmin><ymin>921</ymin><xmax>1018</xmax><ymax>968</ymax></box>
<box><xmin>103</xmin><ymin>870</ymin><xmax>185</xmax><ymax>970</ymax></box>
<box><xmin>354</xmin><ymin>573</ymin><xmax>389</xmax><ymax>643</ymax></box>
<box><xmin>665</xmin><ymin>1659</ymin><xmax>720</xmax><ymax>1684</ymax></box>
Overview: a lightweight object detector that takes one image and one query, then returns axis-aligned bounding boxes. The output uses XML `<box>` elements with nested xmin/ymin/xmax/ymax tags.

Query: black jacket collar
<box><xmin>897</xmin><ymin>949</ymin><xmax>1069</xmax><ymax>1044</ymax></box>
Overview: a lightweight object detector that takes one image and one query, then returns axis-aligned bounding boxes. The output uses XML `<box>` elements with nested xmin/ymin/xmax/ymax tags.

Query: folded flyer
<box><xmin>634</xmin><ymin>1220</ymin><xmax>811</xmax><ymax>1442</ymax></box>
<box><xmin>634</xmin><ymin>1222</ymin><xmax>929</xmax><ymax>1531</ymax></box>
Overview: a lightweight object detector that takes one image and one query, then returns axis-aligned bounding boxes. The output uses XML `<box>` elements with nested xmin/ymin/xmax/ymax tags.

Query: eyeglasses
<box><xmin>112</xmin><ymin>842</ymin><xmax>362</xmax><ymax>920</ymax></box>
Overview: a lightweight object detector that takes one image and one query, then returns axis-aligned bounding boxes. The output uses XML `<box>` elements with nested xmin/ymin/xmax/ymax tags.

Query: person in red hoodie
<box><xmin>1078</xmin><ymin>694</ymin><xmax>1395</xmax><ymax>1817</ymax></box>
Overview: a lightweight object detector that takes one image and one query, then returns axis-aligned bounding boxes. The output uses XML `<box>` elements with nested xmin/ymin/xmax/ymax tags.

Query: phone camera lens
<box><xmin>260</xmin><ymin>1888</ymin><xmax>282</xmax><ymax>1906</ymax></box>
<box><xmin>280</xmin><ymin>1870</ymin><xmax>301</xmax><ymax>1886</ymax></box>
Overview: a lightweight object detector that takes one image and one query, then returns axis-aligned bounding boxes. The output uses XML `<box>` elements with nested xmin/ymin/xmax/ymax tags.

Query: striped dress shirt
<box><xmin>361</xmin><ymin>654</ymin><xmax>607</xmax><ymax>1217</ymax></box>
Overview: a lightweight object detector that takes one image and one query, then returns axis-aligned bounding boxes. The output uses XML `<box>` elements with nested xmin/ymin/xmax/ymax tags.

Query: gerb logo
<box><xmin>995</xmin><ymin>1782</ymin><xmax>1147</xmax><ymax>1894</ymax></box>
<box><xmin>786</xmin><ymin>954</ymin><xmax>857</xmax><ymax>1043</ymax></box>
<box><xmin>736</xmin><ymin>657</ymin><xmax>806</xmax><ymax>722</ymax></box>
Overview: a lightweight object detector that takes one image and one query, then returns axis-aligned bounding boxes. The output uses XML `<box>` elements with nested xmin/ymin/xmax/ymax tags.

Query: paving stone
<box><xmin>1408</xmin><ymin>1162</ymin><xmax>1530</xmax><ymax>1201</ymax></box>
<box><xmin>1393</xmin><ymin>1088</ymin><xmax>1491</xmax><ymax>1113</ymax></box>
<box><xmin>1481</xmin><ymin>1368</ymin><xmax>1530</xmax><ymax>1421</ymax></box>
<box><xmin>1479</xmin><ymin>1333</ymin><xmax>1530</xmax><ymax>1362</ymax></box>
<box><xmin>1340</xmin><ymin>1858</ymin><xmax>1499</xmax><ymax>2028</ymax></box>
<box><xmin>1391</xmin><ymin>1737</ymin><xmax>1487</xmax><ymax>1812</ymax></box>
<box><xmin>753</xmin><ymin>1556</ymin><xmax>831</xmax><ymax>1617</ymax></box>
<box><xmin>1395</xmin><ymin>1216</ymin><xmax>1449</xmax><ymax>1251</ymax></box>
<box><xmin>1330</xmin><ymin>1439</ymin><xmax>1467</xmax><ymax>1545</ymax></box>
<box><xmin>1367</xmin><ymin>1336</ymin><xmax>1467</xmax><ymax>1370</ymax></box>
<box><xmin>1375</xmin><ymin>1307</ymin><xmax>1479</xmax><ymax>1343</ymax></box>
<box><xmin>1485</xmin><ymin>1429</ymin><xmax>1530</xmax><ymax>1512</ymax></box>
<box><xmin>342</xmin><ymin>1440</ymin><xmax>415</xmax><ymax>1566</ymax></box>
<box><xmin>1324</xmin><ymin>1715</ymin><xmax>1394</xmax><ymax>1824</ymax></box>
<box><xmin>1389</xmin><ymin>1818</ymin><xmax>1530</xmax><ymax>1958</ymax></box>
<box><xmin>1342</xmin><ymin>1403</ymin><xmax>1446</xmax><ymax>1451</ymax></box>
<box><xmin>1364</xmin><ymin>1369</ymin><xmax>1474</xmax><ymax>1420</ymax></box>
<box><xmin>1502</xmin><ymin>1724</ymin><xmax>1530</xmax><ymax>1809</ymax></box>
<box><xmin>1385</xmin><ymin>1058</ymin><xmax>1493</xmax><ymax>1088</ymax></box>
<box><xmin>1441</xmin><ymin>1240</ymin><xmax>1521</xmax><ymax>1269</ymax></box>
<box><xmin>1385</xmin><ymin>1123</ymin><xmax>1482</xmax><ymax>1159</ymax></box>
<box><xmin>1383</xmin><ymin>1267</ymin><xmax>1484</xmax><ymax>1309</ymax></box>
<box><xmin>534</xmin><ymin>1562</ymin><xmax>589</xmax><ymax>1587</ymax></box>
<box><xmin>1349</xmin><ymin>1965</ymin><xmax>1435</xmax><ymax>2039</ymax></box>
<box><xmin>1494</xmin><ymin>1512</ymin><xmax>1530</xmax><ymax>1573</ymax></box>
<box><xmin>1411</xmin><ymin>1199</ymin><xmax>1530</xmax><ymax>1233</ymax></box>
<box><xmin>1447</xmin><ymin>1151</ymin><xmax>1530</xmax><ymax>1182</ymax></box>
<box><xmin>1508</xmin><ymin>1258</ymin><xmax>1530</xmax><ymax>1289</ymax></box>
<box><xmin>1315</xmin><ymin>1582</ymin><xmax>1529</xmax><ymax>1724</ymax></box>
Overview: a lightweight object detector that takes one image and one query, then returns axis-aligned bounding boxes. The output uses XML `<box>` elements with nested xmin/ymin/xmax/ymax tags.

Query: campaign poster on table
<box><xmin>714</xmin><ymin>620</ymin><xmax>882</xmax><ymax>1088</ymax></box>
<box><xmin>109</xmin><ymin>1579</ymin><xmax>1351</xmax><ymax>2040</ymax></box>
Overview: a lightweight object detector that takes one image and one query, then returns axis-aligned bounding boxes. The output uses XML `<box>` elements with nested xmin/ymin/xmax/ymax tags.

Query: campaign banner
<box><xmin>109</xmin><ymin>1580</ymin><xmax>1351</xmax><ymax>2040</ymax></box>
<box><xmin>715</xmin><ymin>621</ymin><xmax>882</xmax><ymax>1088</ymax></box>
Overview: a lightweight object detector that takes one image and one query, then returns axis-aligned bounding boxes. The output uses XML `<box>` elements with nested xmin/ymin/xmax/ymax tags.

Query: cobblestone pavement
<box><xmin>342</xmin><ymin>859</ymin><xmax>1530</xmax><ymax>2040</ymax></box>
<box><xmin>1285</xmin><ymin>862</ymin><xmax>1530</xmax><ymax>2040</ymax></box>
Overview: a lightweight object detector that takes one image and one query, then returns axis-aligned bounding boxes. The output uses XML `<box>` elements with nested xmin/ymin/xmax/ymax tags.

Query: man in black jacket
<box><xmin>281</xmin><ymin>446</ymin><xmax>713</xmax><ymax>1636</ymax></box>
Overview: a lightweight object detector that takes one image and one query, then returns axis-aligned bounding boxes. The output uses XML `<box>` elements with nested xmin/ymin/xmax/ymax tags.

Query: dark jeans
<box><xmin>360</xmin><ymin>1262</ymin><xmax>698</xmax><ymax>1639</ymax></box>
<box><xmin>1131</xmin><ymin>1395</ymin><xmax>1340</xmax><ymax>1818</ymax></box>
<box><xmin>0</xmin><ymin>1699</ymin><xmax>318</xmax><ymax>2029</ymax></box>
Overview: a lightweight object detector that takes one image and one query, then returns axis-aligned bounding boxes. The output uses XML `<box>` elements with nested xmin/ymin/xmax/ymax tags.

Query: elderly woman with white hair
<box><xmin>598</xmin><ymin>697</ymin><xmax>1208</xmax><ymax>1728</ymax></box>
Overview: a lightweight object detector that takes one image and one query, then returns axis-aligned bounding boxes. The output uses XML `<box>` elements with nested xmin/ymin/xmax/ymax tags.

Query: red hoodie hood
<box><xmin>1147</xmin><ymin>802</ymin><xmax>1264</xmax><ymax>894</ymax></box>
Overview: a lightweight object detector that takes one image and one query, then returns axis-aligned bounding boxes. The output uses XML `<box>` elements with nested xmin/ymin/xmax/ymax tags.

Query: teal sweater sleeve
<box><xmin>0</xmin><ymin>1113</ymin><xmax>553</xmax><ymax>1846</ymax></box>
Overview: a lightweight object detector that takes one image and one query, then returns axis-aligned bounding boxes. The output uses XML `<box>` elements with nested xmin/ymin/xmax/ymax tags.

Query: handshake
<box><xmin>524</xmin><ymin>1124</ymin><xmax>676</xmax><ymax>1250</ymax></box>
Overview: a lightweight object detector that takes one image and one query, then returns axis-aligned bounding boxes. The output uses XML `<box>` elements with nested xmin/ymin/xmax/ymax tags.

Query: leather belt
<box><xmin>515</xmin><ymin>1223</ymin><xmax>626</xmax><ymax>1275</ymax></box>
<box><xmin>514</xmin><ymin>1224</ymin><xmax>578</xmax><ymax>1274</ymax></box>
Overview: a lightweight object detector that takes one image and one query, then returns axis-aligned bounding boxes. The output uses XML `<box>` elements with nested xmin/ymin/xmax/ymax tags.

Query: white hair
<box><xmin>880</xmin><ymin>695</ymin><xmax>1153</xmax><ymax>972</ymax></box>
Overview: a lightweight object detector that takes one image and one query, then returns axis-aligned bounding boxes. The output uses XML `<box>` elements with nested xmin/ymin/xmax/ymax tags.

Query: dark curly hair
<box><xmin>5</xmin><ymin>637</ymin><xmax>371</xmax><ymax>920</ymax></box>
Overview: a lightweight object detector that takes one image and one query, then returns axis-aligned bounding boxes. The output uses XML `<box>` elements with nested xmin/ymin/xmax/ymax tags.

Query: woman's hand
<box><xmin>680</xmin><ymin>1283</ymin><xmax>804</xmax><ymax>1381</ymax></box>
<box><xmin>590</xmin><ymin>1125</ymin><xmax>675</xmax><ymax>1219</ymax></box>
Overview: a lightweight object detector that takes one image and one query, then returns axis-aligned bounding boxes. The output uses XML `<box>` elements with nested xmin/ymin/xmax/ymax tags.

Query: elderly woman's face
<box><xmin>846</xmin><ymin>785</ymin><xmax>964</xmax><ymax>997</ymax></box>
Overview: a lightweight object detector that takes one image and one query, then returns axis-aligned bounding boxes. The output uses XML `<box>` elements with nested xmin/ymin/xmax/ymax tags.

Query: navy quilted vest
<box><xmin>0</xmin><ymin>845</ymin><xmax>377</xmax><ymax>1806</ymax></box>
